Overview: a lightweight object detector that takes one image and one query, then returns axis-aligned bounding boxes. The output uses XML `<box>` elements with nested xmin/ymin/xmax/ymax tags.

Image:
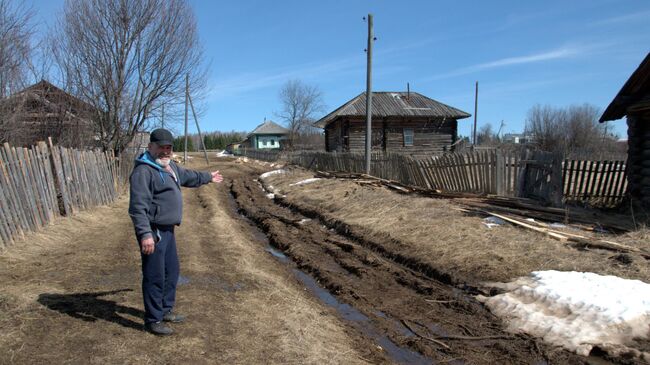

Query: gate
<box><xmin>517</xmin><ymin>150</ymin><xmax>563</xmax><ymax>207</ymax></box>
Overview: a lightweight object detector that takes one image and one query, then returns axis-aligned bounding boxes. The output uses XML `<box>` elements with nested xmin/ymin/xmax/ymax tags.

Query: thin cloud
<box><xmin>592</xmin><ymin>10</ymin><xmax>650</xmax><ymax>26</ymax></box>
<box><xmin>208</xmin><ymin>39</ymin><xmax>425</xmax><ymax>100</ymax></box>
<box><xmin>423</xmin><ymin>45</ymin><xmax>593</xmax><ymax>81</ymax></box>
<box><xmin>209</xmin><ymin>56</ymin><xmax>363</xmax><ymax>99</ymax></box>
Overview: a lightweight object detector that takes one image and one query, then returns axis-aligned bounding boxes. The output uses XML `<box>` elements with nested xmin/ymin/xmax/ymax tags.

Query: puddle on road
<box><xmin>293</xmin><ymin>269</ymin><xmax>432</xmax><ymax>365</ymax></box>
<box><xmin>265</xmin><ymin>246</ymin><xmax>290</xmax><ymax>263</ymax></box>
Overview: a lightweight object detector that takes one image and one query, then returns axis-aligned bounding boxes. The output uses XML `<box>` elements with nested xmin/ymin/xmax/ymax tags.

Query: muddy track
<box><xmin>229</xmin><ymin>171</ymin><xmax>599</xmax><ymax>365</ymax></box>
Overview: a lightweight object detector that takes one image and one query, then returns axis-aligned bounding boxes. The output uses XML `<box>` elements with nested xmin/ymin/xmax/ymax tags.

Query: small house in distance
<box><xmin>246</xmin><ymin>120</ymin><xmax>289</xmax><ymax>150</ymax></box>
<box><xmin>600</xmin><ymin>52</ymin><xmax>650</xmax><ymax>207</ymax></box>
<box><xmin>314</xmin><ymin>91</ymin><xmax>470</xmax><ymax>154</ymax></box>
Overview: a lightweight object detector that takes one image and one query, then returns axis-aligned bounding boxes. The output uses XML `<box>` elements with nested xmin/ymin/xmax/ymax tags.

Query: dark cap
<box><xmin>150</xmin><ymin>128</ymin><xmax>174</xmax><ymax>146</ymax></box>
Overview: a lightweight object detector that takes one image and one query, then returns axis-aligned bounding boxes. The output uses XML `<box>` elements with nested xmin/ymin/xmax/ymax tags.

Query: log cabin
<box><xmin>314</xmin><ymin>91</ymin><xmax>470</xmax><ymax>155</ymax></box>
<box><xmin>600</xmin><ymin>52</ymin><xmax>650</xmax><ymax>207</ymax></box>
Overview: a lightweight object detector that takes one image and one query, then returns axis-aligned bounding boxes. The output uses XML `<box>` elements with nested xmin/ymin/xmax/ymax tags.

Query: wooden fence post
<box><xmin>496</xmin><ymin>150</ymin><xmax>505</xmax><ymax>196</ymax></box>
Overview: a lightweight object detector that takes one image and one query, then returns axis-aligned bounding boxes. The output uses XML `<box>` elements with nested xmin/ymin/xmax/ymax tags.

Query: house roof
<box><xmin>600</xmin><ymin>52</ymin><xmax>650</xmax><ymax>122</ymax></box>
<box><xmin>248</xmin><ymin>120</ymin><xmax>289</xmax><ymax>135</ymax></box>
<box><xmin>1</xmin><ymin>79</ymin><xmax>97</xmax><ymax>116</ymax></box>
<box><xmin>314</xmin><ymin>91</ymin><xmax>471</xmax><ymax>128</ymax></box>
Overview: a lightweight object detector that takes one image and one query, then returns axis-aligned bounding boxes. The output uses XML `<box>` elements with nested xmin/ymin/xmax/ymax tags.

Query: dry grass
<box><xmin>266</xmin><ymin>167</ymin><xmax>650</xmax><ymax>284</ymax></box>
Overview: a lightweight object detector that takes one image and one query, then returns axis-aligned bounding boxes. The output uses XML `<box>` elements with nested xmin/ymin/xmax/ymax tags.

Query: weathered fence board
<box><xmin>0</xmin><ymin>142</ymin><xmax>131</xmax><ymax>248</ymax></box>
<box><xmin>562</xmin><ymin>158</ymin><xmax>627</xmax><ymax>206</ymax></box>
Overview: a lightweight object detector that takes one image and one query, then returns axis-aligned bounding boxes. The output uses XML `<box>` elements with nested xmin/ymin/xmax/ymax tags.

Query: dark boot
<box><xmin>145</xmin><ymin>321</ymin><xmax>173</xmax><ymax>335</ymax></box>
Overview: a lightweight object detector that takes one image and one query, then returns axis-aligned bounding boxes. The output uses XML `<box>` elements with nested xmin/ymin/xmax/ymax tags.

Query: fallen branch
<box><xmin>400</xmin><ymin>320</ymin><xmax>450</xmax><ymax>349</ymax></box>
<box><xmin>402</xmin><ymin>320</ymin><xmax>514</xmax><ymax>344</ymax></box>
<box><xmin>474</xmin><ymin>210</ymin><xmax>650</xmax><ymax>258</ymax></box>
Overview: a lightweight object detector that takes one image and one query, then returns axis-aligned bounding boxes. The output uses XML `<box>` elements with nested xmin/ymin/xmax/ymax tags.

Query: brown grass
<box><xmin>266</xmin><ymin>166</ymin><xmax>650</xmax><ymax>284</ymax></box>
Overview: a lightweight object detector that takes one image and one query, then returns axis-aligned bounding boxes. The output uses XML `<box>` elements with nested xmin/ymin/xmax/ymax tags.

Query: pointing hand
<box><xmin>211</xmin><ymin>170</ymin><xmax>223</xmax><ymax>183</ymax></box>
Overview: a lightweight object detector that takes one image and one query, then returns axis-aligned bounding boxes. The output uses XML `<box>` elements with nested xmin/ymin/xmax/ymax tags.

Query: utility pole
<box><xmin>365</xmin><ymin>13</ymin><xmax>374</xmax><ymax>175</ymax></box>
<box><xmin>188</xmin><ymin>93</ymin><xmax>210</xmax><ymax>166</ymax></box>
<box><xmin>473</xmin><ymin>81</ymin><xmax>478</xmax><ymax>146</ymax></box>
<box><xmin>184</xmin><ymin>74</ymin><xmax>189</xmax><ymax>164</ymax></box>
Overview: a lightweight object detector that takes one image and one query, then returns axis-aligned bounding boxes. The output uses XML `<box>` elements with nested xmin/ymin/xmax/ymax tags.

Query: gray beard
<box><xmin>156</xmin><ymin>158</ymin><xmax>171</xmax><ymax>167</ymax></box>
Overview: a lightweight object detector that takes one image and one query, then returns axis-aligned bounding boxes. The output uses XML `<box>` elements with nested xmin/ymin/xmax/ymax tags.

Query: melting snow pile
<box><xmin>478</xmin><ymin>271</ymin><xmax>650</xmax><ymax>360</ymax></box>
<box><xmin>289</xmin><ymin>178</ymin><xmax>321</xmax><ymax>186</ymax></box>
<box><xmin>260</xmin><ymin>169</ymin><xmax>286</xmax><ymax>179</ymax></box>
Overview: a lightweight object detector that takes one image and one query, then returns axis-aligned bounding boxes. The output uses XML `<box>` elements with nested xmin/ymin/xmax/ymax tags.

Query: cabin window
<box><xmin>403</xmin><ymin>128</ymin><xmax>414</xmax><ymax>146</ymax></box>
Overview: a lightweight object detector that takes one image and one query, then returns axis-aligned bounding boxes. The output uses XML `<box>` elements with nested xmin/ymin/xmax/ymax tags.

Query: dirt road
<box><xmin>0</xmin><ymin>158</ymin><xmax>383</xmax><ymax>364</ymax></box>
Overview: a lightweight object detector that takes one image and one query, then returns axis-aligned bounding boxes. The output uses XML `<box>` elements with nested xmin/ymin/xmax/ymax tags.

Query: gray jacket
<box><xmin>128</xmin><ymin>151</ymin><xmax>212</xmax><ymax>241</ymax></box>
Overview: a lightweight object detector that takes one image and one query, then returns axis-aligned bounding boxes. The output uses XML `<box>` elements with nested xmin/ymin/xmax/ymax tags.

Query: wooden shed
<box><xmin>314</xmin><ymin>91</ymin><xmax>470</xmax><ymax>155</ymax></box>
<box><xmin>600</xmin><ymin>52</ymin><xmax>650</xmax><ymax>207</ymax></box>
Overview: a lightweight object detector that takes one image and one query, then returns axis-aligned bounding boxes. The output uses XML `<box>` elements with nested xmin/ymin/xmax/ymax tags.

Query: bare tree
<box><xmin>0</xmin><ymin>0</ymin><xmax>34</xmax><ymax>97</ymax></box>
<box><xmin>0</xmin><ymin>0</ymin><xmax>36</xmax><ymax>143</ymax></box>
<box><xmin>277</xmin><ymin>79</ymin><xmax>325</xmax><ymax>147</ymax></box>
<box><xmin>476</xmin><ymin>122</ymin><xmax>498</xmax><ymax>146</ymax></box>
<box><xmin>525</xmin><ymin>103</ymin><xmax>617</xmax><ymax>158</ymax></box>
<box><xmin>52</xmin><ymin>0</ymin><xmax>207</xmax><ymax>153</ymax></box>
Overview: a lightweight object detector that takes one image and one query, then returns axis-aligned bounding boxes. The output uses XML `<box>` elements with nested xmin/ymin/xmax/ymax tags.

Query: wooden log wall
<box><xmin>324</xmin><ymin>118</ymin><xmax>456</xmax><ymax>155</ymax></box>
<box><xmin>0</xmin><ymin>140</ymin><xmax>125</xmax><ymax>249</ymax></box>
<box><xmin>626</xmin><ymin>113</ymin><xmax>650</xmax><ymax>207</ymax></box>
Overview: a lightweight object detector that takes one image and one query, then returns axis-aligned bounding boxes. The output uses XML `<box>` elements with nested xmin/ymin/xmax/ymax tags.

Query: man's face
<box><xmin>149</xmin><ymin>143</ymin><xmax>173</xmax><ymax>166</ymax></box>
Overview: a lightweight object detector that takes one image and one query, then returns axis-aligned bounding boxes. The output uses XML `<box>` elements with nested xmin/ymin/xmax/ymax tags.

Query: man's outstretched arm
<box><xmin>176</xmin><ymin>164</ymin><xmax>222</xmax><ymax>186</ymax></box>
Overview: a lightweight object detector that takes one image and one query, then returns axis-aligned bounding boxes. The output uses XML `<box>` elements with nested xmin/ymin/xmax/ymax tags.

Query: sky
<box><xmin>28</xmin><ymin>0</ymin><xmax>650</xmax><ymax>139</ymax></box>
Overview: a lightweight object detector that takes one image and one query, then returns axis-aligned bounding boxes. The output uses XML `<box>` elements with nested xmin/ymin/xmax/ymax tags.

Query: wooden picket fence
<box><xmin>0</xmin><ymin>140</ymin><xmax>126</xmax><ymax>248</ymax></box>
<box><xmin>236</xmin><ymin>149</ymin><xmax>281</xmax><ymax>162</ymax></box>
<box><xmin>563</xmin><ymin>159</ymin><xmax>628</xmax><ymax>206</ymax></box>
<box><xmin>279</xmin><ymin>149</ymin><xmax>628</xmax><ymax>207</ymax></box>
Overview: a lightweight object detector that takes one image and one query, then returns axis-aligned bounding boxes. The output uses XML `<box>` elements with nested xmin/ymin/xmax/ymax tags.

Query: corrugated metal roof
<box><xmin>249</xmin><ymin>120</ymin><xmax>289</xmax><ymax>135</ymax></box>
<box><xmin>314</xmin><ymin>91</ymin><xmax>471</xmax><ymax>128</ymax></box>
<box><xmin>600</xmin><ymin>52</ymin><xmax>650</xmax><ymax>122</ymax></box>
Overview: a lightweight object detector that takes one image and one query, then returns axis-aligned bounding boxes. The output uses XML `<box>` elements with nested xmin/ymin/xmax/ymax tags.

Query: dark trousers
<box><xmin>140</xmin><ymin>225</ymin><xmax>179</xmax><ymax>324</ymax></box>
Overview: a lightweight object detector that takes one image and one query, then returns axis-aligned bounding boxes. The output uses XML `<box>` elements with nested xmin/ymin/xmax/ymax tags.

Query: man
<box><xmin>128</xmin><ymin>128</ymin><xmax>223</xmax><ymax>335</ymax></box>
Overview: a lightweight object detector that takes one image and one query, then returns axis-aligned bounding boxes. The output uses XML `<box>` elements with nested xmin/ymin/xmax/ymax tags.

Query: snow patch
<box><xmin>260</xmin><ymin>169</ymin><xmax>286</xmax><ymax>179</ymax></box>
<box><xmin>289</xmin><ymin>178</ymin><xmax>321</xmax><ymax>186</ymax></box>
<box><xmin>266</xmin><ymin>193</ymin><xmax>275</xmax><ymax>199</ymax></box>
<box><xmin>478</xmin><ymin>271</ymin><xmax>650</xmax><ymax>359</ymax></box>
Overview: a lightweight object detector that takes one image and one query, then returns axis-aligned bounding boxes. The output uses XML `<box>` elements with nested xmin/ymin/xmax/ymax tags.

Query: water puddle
<box><xmin>265</xmin><ymin>246</ymin><xmax>290</xmax><ymax>263</ymax></box>
<box><xmin>293</xmin><ymin>269</ymin><xmax>432</xmax><ymax>365</ymax></box>
<box><xmin>374</xmin><ymin>310</ymin><xmax>387</xmax><ymax>318</ymax></box>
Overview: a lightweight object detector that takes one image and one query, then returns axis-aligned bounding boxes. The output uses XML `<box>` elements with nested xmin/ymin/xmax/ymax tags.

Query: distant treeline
<box><xmin>173</xmin><ymin>131</ymin><xmax>247</xmax><ymax>152</ymax></box>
